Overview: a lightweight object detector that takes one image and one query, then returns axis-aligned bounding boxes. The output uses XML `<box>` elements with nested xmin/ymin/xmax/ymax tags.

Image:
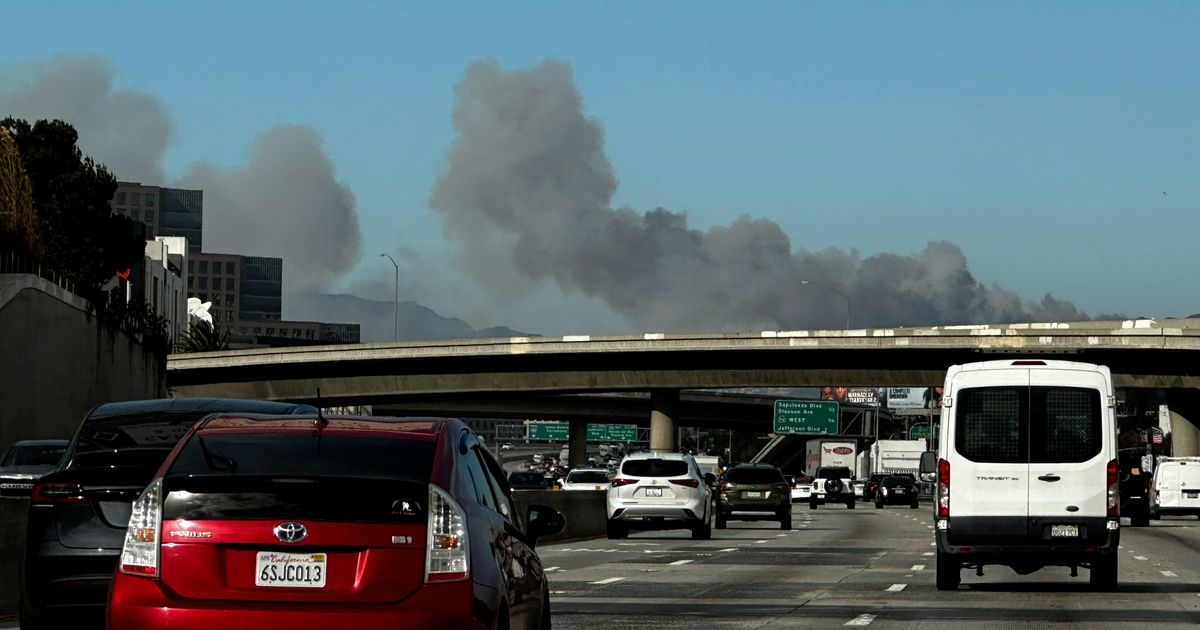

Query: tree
<box><xmin>0</xmin><ymin>126</ymin><xmax>38</xmax><ymax>254</ymax></box>
<box><xmin>174</xmin><ymin>320</ymin><xmax>230</xmax><ymax>353</ymax></box>
<box><xmin>0</xmin><ymin>118</ymin><xmax>144</xmax><ymax>299</ymax></box>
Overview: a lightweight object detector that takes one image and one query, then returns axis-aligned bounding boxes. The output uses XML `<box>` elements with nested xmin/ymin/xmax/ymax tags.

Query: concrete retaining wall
<box><xmin>0</xmin><ymin>275</ymin><xmax>166</xmax><ymax>456</ymax></box>
<box><xmin>0</xmin><ymin>498</ymin><xmax>28</xmax><ymax>616</ymax></box>
<box><xmin>512</xmin><ymin>490</ymin><xmax>607</xmax><ymax>543</ymax></box>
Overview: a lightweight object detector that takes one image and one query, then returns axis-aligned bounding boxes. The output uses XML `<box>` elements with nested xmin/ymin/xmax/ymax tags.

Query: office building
<box><xmin>111</xmin><ymin>182</ymin><xmax>203</xmax><ymax>252</ymax></box>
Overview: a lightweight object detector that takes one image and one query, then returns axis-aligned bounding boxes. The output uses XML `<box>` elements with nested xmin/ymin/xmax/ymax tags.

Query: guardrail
<box><xmin>0</xmin><ymin>250</ymin><xmax>76</xmax><ymax>296</ymax></box>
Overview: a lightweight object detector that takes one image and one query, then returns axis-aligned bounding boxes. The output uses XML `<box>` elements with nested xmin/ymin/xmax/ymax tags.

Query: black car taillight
<box><xmin>31</xmin><ymin>482</ymin><xmax>85</xmax><ymax>505</ymax></box>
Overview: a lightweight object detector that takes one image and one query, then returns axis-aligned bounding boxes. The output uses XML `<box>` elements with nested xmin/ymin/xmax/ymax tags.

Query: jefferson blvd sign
<box><xmin>773</xmin><ymin>400</ymin><xmax>839</xmax><ymax>435</ymax></box>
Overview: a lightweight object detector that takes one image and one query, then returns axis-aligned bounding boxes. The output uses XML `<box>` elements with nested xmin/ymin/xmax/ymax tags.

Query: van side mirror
<box><xmin>526</xmin><ymin>504</ymin><xmax>565</xmax><ymax>548</ymax></box>
<box><xmin>919</xmin><ymin>451</ymin><xmax>937</xmax><ymax>483</ymax></box>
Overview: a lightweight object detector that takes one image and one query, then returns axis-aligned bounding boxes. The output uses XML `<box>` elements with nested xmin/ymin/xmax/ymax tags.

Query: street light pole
<box><xmin>800</xmin><ymin>280</ymin><xmax>851</xmax><ymax>329</ymax></box>
<box><xmin>379</xmin><ymin>253</ymin><xmax>399</xmax><ymax>342</ymax></box>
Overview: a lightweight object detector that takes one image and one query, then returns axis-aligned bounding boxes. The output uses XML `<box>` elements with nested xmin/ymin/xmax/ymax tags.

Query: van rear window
<box><xmin>956</xmin><ymin>386</ymin><xmax>1102</xmax><ymax>464</ymax></box>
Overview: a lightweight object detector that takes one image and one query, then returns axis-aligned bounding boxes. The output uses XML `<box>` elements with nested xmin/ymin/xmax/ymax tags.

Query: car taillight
<box><xmin>426</xmin><ymin>484</ymin><xmax>469</xmax><ymax>583</ymax></box>
<box><xmin>669</xmin><ymin>479</ymin><xmax>699</xmax><ymax>488</ymax></box>
<box><xmin>718</xmin><ymin>482</ymin><xmax>728</xmax><ymax>492</ymax></box>
<box><xmin>937</xmin><ymin>458</ymin><xmax>950</xmax><ymax>518</ymax></box>
<box><xmin>30</xmin><ymin>482</ymin><xmax>85</xmax><ymax>504</ymax></box>
<box><xmin>1106</xmin><ymin>458</ymin><xmax>1119</xmax><ymax>518</ymax></box>
<box><xmin>119</xmin><ymin>478</ymin><xmax>162</xmax><ymax>578</ymax></box>
<box><xmin>610</xmin><ymin>478</ymin><xmax>637</xmax><ymax>487</ymax></box>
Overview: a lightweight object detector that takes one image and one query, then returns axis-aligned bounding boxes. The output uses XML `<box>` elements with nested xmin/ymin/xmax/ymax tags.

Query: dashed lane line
<box><xmin>1162</xmin><ymin>570</ymin><xmax>1178</xmax><ymax>577</ymax></box>
<box><xmin>845</xmin><ymin>614</ymin><xmax>877</xmax><ymax>626</ymax></box>
<box><xmin>886</xmin><ymin>584</ymin><xmax>907</xmax><ymax>592</ymax></box>
<box><xmin>922</xmin><ymin>552</ymin><xmax>934</xmax><ymax>556</ymax></box>
<box><xmin>668</xmin><ymin>559</ymin><xmax>694</xmax><ymax>566</ymax></box>
<box><xmin>545</xmin><ymin>566</ymin><xmax>560</xmax><ymax>572</ymax></box>
<box><xmin>590</xmin><ymin>577</ymin><xmax>626</xmax><ymax>585</ymax></box>
<box><xmin>911</xmin><ymin>564</ymin><xmax>925</xmax><ymax>571</ymax></box>
<box><xmin>1135</xmin><ymin>556</ymin><xmax>1148</xmax><ymax>561</ymax></box>
<box><xmin>718</xmin><ymin>548</ymin><xmax>737</xmax><ymax>552</ymax></box>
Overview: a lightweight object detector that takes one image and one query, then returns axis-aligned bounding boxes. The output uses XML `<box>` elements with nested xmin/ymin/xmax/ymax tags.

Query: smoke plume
<box><xmin>430</xmin><ymin>59</ymin><xmax>1089</xmax><ymax>330</ymax></box>
<box><xmin>0</xmin><ymin>54</ymin><xmax>361</xmax><ymax>293</ymax></box>
<box><xmin>178</xmin><ymin>126</ymin><xmax>361</xmax><ymax>293</ymax></box>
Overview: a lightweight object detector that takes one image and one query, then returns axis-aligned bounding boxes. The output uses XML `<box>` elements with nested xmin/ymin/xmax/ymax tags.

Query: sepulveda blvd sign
<box><xmin>773</xmin><ymin>400</ymin><xmax>839</xmax><ymax>435</ymax></box>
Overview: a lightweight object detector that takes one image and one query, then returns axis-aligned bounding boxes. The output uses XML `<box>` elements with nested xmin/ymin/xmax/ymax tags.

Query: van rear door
<box><xmin>1026</xmin><ymin>369</ymin><xmax>1109</xmax><ymax>543</ymax></box>
<box><xmin>947</xmin><ymin>368</ymin><xmax>1029</xmax><ymax>545</ymax></box>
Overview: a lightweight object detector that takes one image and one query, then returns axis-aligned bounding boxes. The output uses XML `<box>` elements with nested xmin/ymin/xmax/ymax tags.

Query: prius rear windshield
<box><xmin>167</xmin><ymin>434</ymin><xmax>435</xmax><ymax>482</ymax></box>
<box><xmin>955</xmin><ymin>386</ymin><xmax>1102</xmax><ymax>464</ymax></box>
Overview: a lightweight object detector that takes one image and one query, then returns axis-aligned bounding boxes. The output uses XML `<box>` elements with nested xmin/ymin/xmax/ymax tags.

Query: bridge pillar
<box><xmin>568</xmin><ymin>419</ymin><xmax>588</xmax><ymax>468</ymax></box>
<box><xmin>1165</xmin><ymin>390</ymin><xmax>1200</xmax><ymax>457</ymax></box>
<box><xmin>649</xmin><ymin>389</ymin><xmax>679</xmax><ymax>451</ymax></box>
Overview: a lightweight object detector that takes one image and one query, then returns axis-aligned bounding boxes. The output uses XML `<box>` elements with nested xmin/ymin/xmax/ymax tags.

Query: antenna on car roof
<box><xmin>313</xmin><ymin>387</ymin><xmax>328</xmax><ymax>429</ymax></box>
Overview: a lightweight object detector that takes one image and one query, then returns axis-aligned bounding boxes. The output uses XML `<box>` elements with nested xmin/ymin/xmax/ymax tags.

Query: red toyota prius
<box><xmin>107</xmin><ymin>414</ymin><xmax>564</xmax><ymax>630</ymax></box>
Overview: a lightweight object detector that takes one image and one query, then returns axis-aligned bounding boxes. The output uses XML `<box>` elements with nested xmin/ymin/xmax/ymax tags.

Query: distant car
<box><xmin>21</xmin><ymin>398</ymin><xmax>317</xmax><ymax>630</ymax></box>
<box><xmin>874</xmin><ymin>475</ymin><xmax>920</xmax><ymax>509</ymax></box>
<box><xmin>0</xmin><ymin>439</ymin><xmax>68</xmax><ymax>497</ymax></box>
<box><xmin>500</xmin><ymin>442</ymin><xmax>513</xmax><ymax>450</ymax></box>
<box><xmin>508</xmin><ymin>471</ymin><xmax>550</xmax><ymax>490</ymax></box>
<box><xmin>531</xmin><ymin>454</ymin><xmax>544</xmax><ymax>464</ymax></box>
<box><xmin>716</xmin><ymin>464</ymin><xmax>790</xmax><ymax>530</ymax></box>
<box><xmin>106</xmin><ymin>414</ymin><xmax>564</xmax><ymax>629</ymax></box>
<box><xmin>560</xmin><ymin>468</ymin><xmax>610</xmax><ymax>491</ymax></box>
<box><xmin>1150</xmin><ymin>456</ymin><xmax>1200</xmax><ymax>519</ymax></box>
<box><xmin>789</xmin><ymin>475</ymin><xmax>812</xmax><ymax>502</ymax></box>
<box><xmin>809</xmin><ymin>466</ymin><xmax>856</xmax><ymax>509</ymax></box>
<box><xmin>861</xmin><ymin>473</ymin><xmax>888</xmax><ymax>502</ymax></box>
<box><xmin>606</xmin><ymin>452</ymin><xmax>715</xmax><ymax>540</ymax></box>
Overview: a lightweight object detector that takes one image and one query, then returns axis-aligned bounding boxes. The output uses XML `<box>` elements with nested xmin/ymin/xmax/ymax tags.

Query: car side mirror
<box><xmin>919</xmin><ymin>451</ymin><xmax>937</xmax><ymax>482</ymax></box>
<box><xmin>526</xmin><ymin>504</ymin><xmax>565</xmax><ymax>548</ymax></box>
<box><xmin>704</xmin><ymin>473</ymin><xmax>716</xmax><ymax>486</ymax></box>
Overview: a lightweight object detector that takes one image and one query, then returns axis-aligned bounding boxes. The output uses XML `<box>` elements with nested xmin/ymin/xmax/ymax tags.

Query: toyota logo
<box><xmin>273</xmin><ymin>522</ymin><xmax>307</xmax><ymax>544</ymax></box>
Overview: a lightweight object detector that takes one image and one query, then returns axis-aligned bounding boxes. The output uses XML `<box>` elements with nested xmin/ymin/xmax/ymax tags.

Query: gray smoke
<box><xmin>0</xmin><ymin>54</ymin><xmax>362</xmax><ymax>293</ymax></box>
<box><xmin>430</xmin><ymin>59</ymin><xmax>1089</xmax><ymax>331</ymax></box>
<box><xmin>0</xmin><ymin>54</ymin><xmax>172</xmax><ymax>184</ymax></box>
<box><xmin>178</xmin><ymin>125</ymin><xmax>361</xmax><ymax>294</ymax></box>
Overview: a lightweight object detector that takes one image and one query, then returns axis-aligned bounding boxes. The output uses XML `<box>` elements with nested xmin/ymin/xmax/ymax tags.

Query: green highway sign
<box><xmin>527</xmin><ymin>422</ymin><xmax>638</xmax><ymax>442</ymax></box>
<box><xmin>910</xmin><ymin>424</ymin><xmax>931</xmax><ymax>439</ymax></box>
<box><xmin>773</xmin><ymin>400</ymin><xmax>839</xmax><ymax>435</ymax></box>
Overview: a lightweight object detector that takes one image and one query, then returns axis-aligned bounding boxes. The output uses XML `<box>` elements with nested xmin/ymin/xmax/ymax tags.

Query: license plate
<box><xmin>1050</xmin><ymin>524</ymin><xmax>1079</xmax><ymax>538</ymax></box>
<box><xmin>894</xmin><ymin>489</ymin><xmax>906</xmax><ymax>494</ymax></box>
<box><xmin>744</xmin><ymin>491</ymin><xmax>763</xmax><ymax>498</ymax></box>
<box><xmin>1185</xmin><ymin>491</ymin><xmax>1198</xmax><ymax>499</ymax></box>
<box><xmin>255</xmin><ymin>552</ymin><xmax>327</xmax><ymax>588</ymax></box>
<box><xmin>645</xmin><ymin>487</ymin><xmax>663</xmax><ymax>497</ymax></box>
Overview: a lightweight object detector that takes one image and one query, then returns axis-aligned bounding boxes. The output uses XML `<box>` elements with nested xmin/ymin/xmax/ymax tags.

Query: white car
<box><xmin>1150</xmin><ymin>456</ymin><xmax>1200</xmax><ymax>519</ymax></box>
<box><xmin>606</xmin><ymin>451</ymin><xmax>715</xmax><ymax>540</ymax></box>
<box><xmin>560</xmin><ymin>468</ymin><xmax>611</xmax><ymax>491</ymax></box>
<box><xmin>921</xmin><ymin>360</ymin><xmax>1120</xmax><ymax>591</ymax></box>
<box><xmin>788</xmin><ymin>476</ymin><xmax>812</xmax><ymax>502</ymax></box>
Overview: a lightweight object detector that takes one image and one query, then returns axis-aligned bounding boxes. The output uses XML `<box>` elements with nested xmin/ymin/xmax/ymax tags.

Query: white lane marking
<box><xmin>590</xmin><ymin>577</ymin><xmax>626</xmax><ymax>585</ymax></box>
<box><xmin>886</xmin><ymin>583</ymin><xmax>907</xmax><ymax>592</ymax></box>
<box><xmin>1118</xmin><ymin>545</ymin><xmax>1124</xmax><ymax>549</ymax></box>
<box><xmin>545</xmin><ymin>566</ymin><xmax>560</xmax><ymax>572</ymax></box>
<box><xmin>755</xmin><ymin>539</ymin><xmax>769</xmax><ymax>543</ymax></box>
<box><xmin>930</xmin><ymin>542</ymin><xmax>936</xmax><ymax>546</ymax></box>
<box><xmin>718</xmin><ymin>548</ymin><xmax>737</xmax><ymax>552</ymax></box>
<box><xmin>669</xmin><ymin>559</ymin><xmax>694</xmax><ymax>566</ymax></box>
<box><xmin>911</xmin><ymin>564</ymin><xmax>925</xmax><ymax>571</ymax></box>
<box><xmin>1161</xmin><ymin>570</ymin><xmax>1178</xmax><ymax>577</ymax></box>
<box><xmin>845</xmin><ymin>614</ymin><xmax>877</xmax><ymax>626</ymax></box>
<box><xmin>776</xmin><ymin>533</ymin><xmax>788</xmax><ymax>537</ymax></box>
<box><xmin>922</xmin><ymin>552</ymin><xmax>934</xmax><ymax>556</ymax></box>
<box><xmin>1135</xmin><ymin>556</ymin><xmax>1148</xmax><ymax>561</ymax></box>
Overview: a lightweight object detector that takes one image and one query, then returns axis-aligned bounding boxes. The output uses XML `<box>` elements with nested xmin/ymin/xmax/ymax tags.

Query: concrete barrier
<box><xmin>512</xmin><ymin>490</ymin><xmax>607</xmax><ymax>543</ymax></box>
<box><xmin>0</xmin><ymin>498</ymin><xmax>28</xmax><ymax>616</ymax></box>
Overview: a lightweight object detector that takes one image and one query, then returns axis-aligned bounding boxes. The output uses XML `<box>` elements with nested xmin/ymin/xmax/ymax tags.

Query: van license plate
<box><xmin>1185</xmin><ymin>491</ymin><xmax>1198</xmax><ymax>499</ymax></box>
<box><xmin>645</xmin><ymin>488</ymin><xmax>663</xmax><ymax>497</ymax></box>
<box><xmin>1050</xmin><ymin>525</ymin><xmax>1079</xmax><ymax>538</ymax></box>
<box><xmin>255</xmin><ymin>552</ymin><xmax>327</xmax><ymax>588</ymax></box>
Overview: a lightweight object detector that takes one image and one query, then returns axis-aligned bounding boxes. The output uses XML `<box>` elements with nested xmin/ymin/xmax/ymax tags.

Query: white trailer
<box><xmin>869</xmin><ymin>439</ymin><xmax>928</xmax><ymax>475</ymax></box>
<box><xmin>804</xmin><ymin>439</ymin><xmax>857</xmax><ymax>475</ymax></box>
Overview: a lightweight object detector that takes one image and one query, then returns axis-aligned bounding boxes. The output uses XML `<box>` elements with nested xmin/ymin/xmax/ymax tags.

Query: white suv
<box><xmin>921</xmin><ymin>360</ymin><xmax>1120</xmax><ymax>591</ymax></box>
<box><xmin>809</xmin><ymin>466</ymin><xmax>856</xmax><ymax>509</ymax></box>
<box><xmin>606</xmin><ymin>452</ymin><xmax>715</xmax><ymax>540</ymax></box>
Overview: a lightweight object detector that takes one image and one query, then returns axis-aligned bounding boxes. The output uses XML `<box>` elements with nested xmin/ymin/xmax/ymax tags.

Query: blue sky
<box><xmin>4</xmin><ymin>2</ymin><xmax>1198</xmax><ymax>329</ymax></box>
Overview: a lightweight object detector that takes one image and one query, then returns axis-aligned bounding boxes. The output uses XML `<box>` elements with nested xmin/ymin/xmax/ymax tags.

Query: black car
<box><xmin>874</xmin><ymin>474</ymin><xmax>920</xmax><ymax>509</ymax></box>
<box><xmin>716</xmin><ymin>464</ymin><xmax>791</xmax><ymax>529</ymax></box>
<box><xmin>509</xmin><ymin>470</ymin><xmax>550</xmax><ymax>490</ymax></box>
<box><xmin>0</xmin><ymin>439</ymin><xmax>68</xmax><ymax>497</ymax></box>
<box><xmin>19</xmin><ymin>398</ymin><xmax>315</xmax><ymax>630</ymax></box>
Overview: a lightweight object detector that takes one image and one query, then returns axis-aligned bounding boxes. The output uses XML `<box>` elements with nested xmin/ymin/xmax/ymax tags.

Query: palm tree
<box><xmin>174</xmin><ymin>320</ymin><xmax>230</xmax><ymax>353</ymax></box>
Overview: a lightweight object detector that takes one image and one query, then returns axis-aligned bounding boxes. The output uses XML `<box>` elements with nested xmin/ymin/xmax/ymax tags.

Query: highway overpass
<box><xmin>167</xmin><ymin>318</ymin><xmax>1200</xmax><ymax>462</ymax></box>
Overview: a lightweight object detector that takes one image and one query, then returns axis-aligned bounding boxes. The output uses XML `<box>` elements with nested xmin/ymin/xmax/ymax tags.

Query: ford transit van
<box><xmin>920</xmin><ymin>360</ymin><xmax>1119</xmax><ymax>590</ymax></box>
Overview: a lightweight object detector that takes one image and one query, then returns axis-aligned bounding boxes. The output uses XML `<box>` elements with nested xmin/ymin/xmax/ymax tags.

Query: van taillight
<box><xmin>937</xmin><ymin>458</ymin><xmax>950</xmax><ymax>518</ymax></box>
<box><xmin>30</xmin><ymin>483</ymin><xmax>85</xmax><ymax>505</ymax></box>
<box><xmin>1106</xmin><ymin>459</ymin><xmax>1119</xmax><ymax>518</ymax></box>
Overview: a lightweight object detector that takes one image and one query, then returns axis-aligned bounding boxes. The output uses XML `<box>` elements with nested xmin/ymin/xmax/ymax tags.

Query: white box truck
<box><xmin>805</xmin><ymin>439</ymin><xmax>857</xmax><ymax>474</ymax></box>
<box><xmin>870</xmin><ymin>439</ymin><xmax>928</xmax><ymax>475</ymax></box>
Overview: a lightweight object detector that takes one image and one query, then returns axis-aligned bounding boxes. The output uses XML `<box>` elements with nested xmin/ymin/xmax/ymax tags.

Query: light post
<box><xmin>800</xmin><ymin>280</ymin><xmax>851</xmax><ymax>329</ymax></box>
<box><xmin>379</xmin><ymin>253</ymin><xmax>399</xmax><ymax>342</ymax></box>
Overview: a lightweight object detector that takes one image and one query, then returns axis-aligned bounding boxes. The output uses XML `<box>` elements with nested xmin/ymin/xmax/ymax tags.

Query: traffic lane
<box><xmin>548</xmin><ymin>503</ymin><xmax>1200</xmax><ymax>629</ymax></box>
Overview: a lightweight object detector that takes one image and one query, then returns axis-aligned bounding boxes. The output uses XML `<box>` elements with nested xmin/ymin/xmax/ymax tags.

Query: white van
<box><xmin>920</xmin><ymin>360</ymin><xmax>1120</xmax><ymax>590</ymax></box>
<box><xmin>1150</xmin><ymin>457</ymin><xmax>1200</xmax><ymax>519</ymax></box>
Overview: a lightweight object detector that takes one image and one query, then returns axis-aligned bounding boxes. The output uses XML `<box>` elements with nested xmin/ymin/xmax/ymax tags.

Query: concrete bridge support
<box><xmin>568</xmin><ymin>418</ymin><xmax>588</xmax><ymax>468</ymax></box>
<box><xmin>649</xmin><ymin>389</ymin><xmax>680</xmax><ymax>452</ymax></box>
<box><xmin>1165</xmin><ymin>389</ymin><xmax>1200</xmax><ymax>457</ymax></box>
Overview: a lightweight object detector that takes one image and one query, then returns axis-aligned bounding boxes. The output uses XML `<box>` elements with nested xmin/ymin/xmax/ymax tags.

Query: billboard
<box><xmin>886</xmin><ymin>388</ymin><xmax>927</xmax><ymax>409</ymax></box>
<box><xmin>820</xmin><ymin>387</ymin><xmax>884</xmax><ymax>407</ymax></box>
